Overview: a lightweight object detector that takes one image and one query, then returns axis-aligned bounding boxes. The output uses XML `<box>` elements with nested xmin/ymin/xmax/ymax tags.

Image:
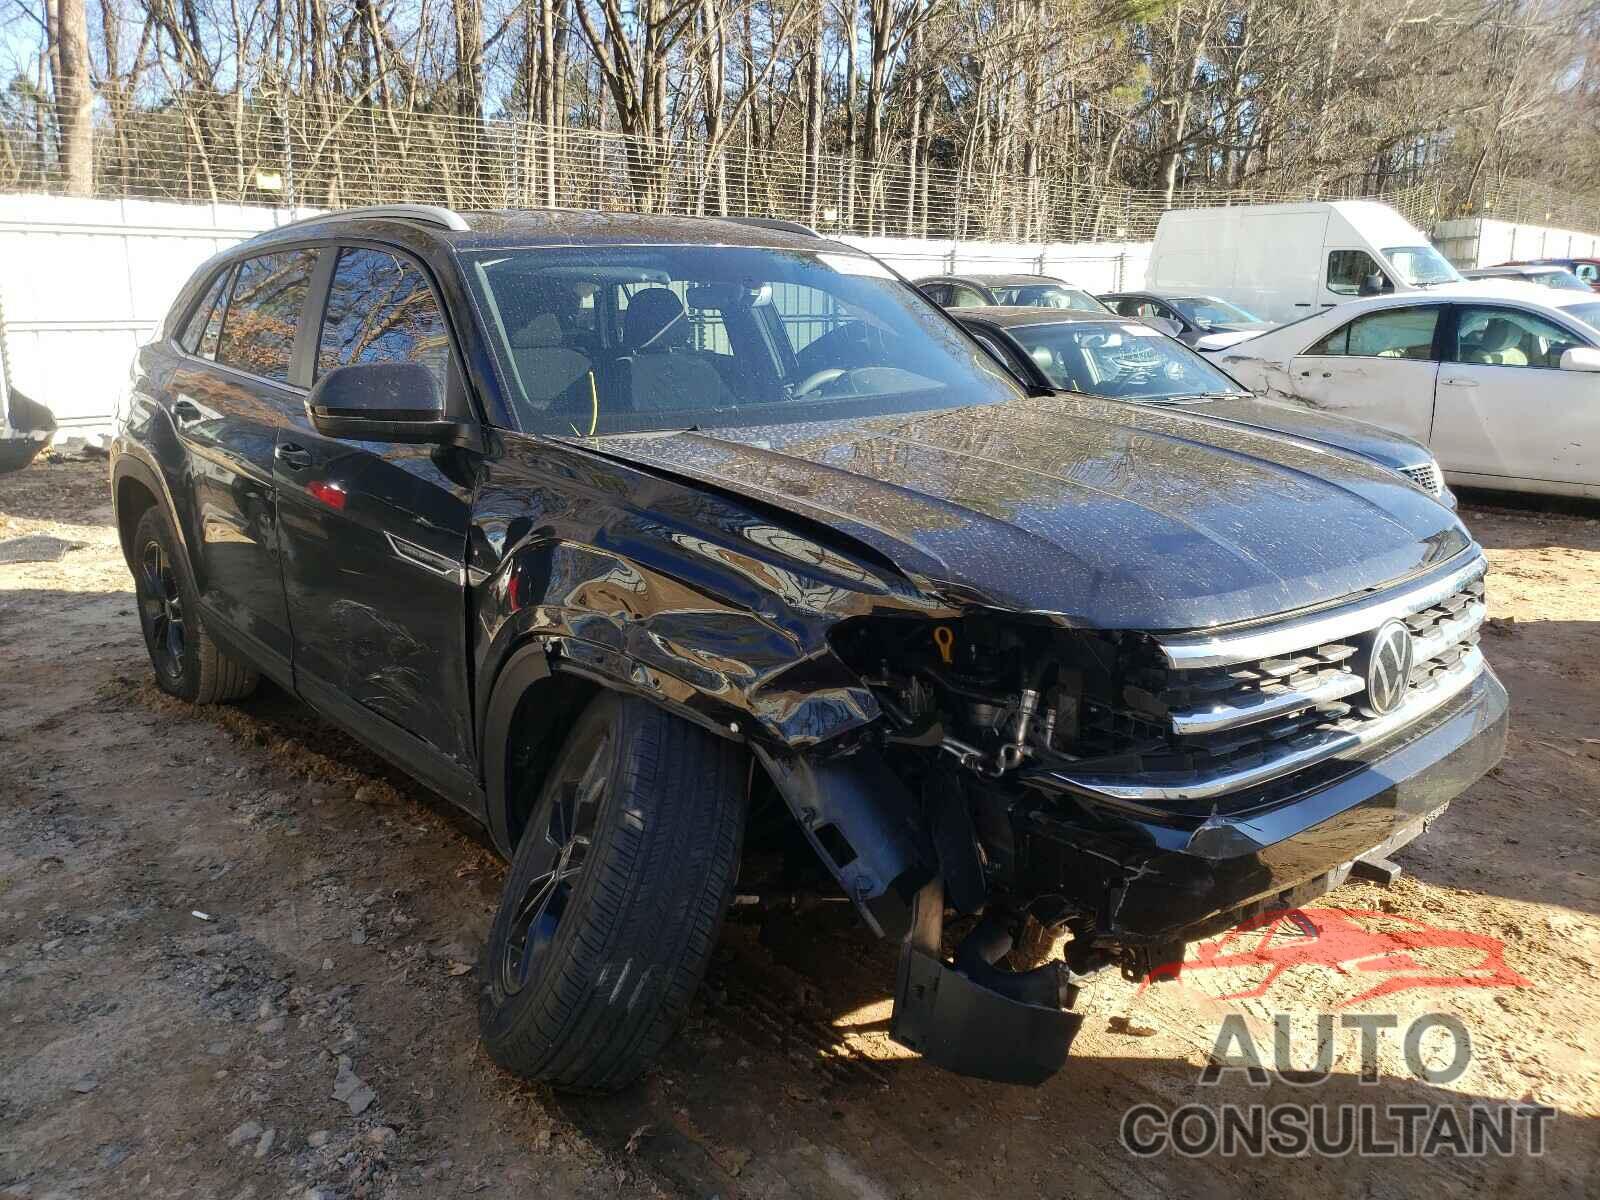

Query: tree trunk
<box><xmin>49</xmin><ymin>0</ymin><xmax>94</xmax><ymax>195</ymax></box>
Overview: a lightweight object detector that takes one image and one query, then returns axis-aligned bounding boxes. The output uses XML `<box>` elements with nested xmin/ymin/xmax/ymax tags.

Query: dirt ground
<box><xmin>3</xmin><ymin>457</ymin><xmax>1598</xmax><ymax>1200</ymax></box>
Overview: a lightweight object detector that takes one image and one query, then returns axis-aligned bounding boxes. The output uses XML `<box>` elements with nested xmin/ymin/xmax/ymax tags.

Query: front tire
<box><xmin>131</xmin><ymin>506</ymin><xmax>258</xmax><ymax>704</ymax></box>
<box><xmin>480</xmin><ymin>692</ymin><xmax>746</xmax><ymax>1091</ymax></box>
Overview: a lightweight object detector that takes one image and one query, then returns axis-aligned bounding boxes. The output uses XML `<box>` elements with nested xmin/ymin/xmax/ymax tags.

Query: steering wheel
<box><xmin>793</xmin><ymin>367</ymin><xmax>851</xmax><ymax>398</ymax></box>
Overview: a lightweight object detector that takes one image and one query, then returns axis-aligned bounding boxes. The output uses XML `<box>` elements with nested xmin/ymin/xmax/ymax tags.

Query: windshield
<box><xmin>1559</xmin><ymin>301</ymin><xmax>1600</xmax><ymax>331</ymax></box>
<box><xmin>988</xmin><ymin>283</ymin><xmax>1109</xmax><ymax>312</ymax></box>
<box><xmin>1170</xmin><ymin>296</ymin><xmax>1262</xmax><ymax>324</ymax></box>
<box><xmin>1381</xmin><ymin>245</ymin><xmax>1462</xmax><ymax>287</ymax></box>
<box><xmin>1531</xmin><ymin>269</ymin><xmax>1591</xmax><ymax>292</ymax></box>
<box><xmin>1006</xmin><ymin>319</ymin><xmax>1246</xmax><ymax>401</ymax></box>
<box><xmin>463</xmin><ymin>246</ymin><xmax>1021</xmax><ymax>435</ymax></box>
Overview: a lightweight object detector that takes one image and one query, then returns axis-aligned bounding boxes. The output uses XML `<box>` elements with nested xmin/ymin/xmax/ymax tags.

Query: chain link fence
<box><xmin>0</xmin><ymin>91</ymin><xmax>1588</xmax><ymax>242</ymax></box>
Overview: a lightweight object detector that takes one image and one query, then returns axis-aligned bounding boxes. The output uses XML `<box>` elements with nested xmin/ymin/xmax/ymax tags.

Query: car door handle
<box><xmin>1299</xmin><ymin>370</ymin><xmax>1333</xmax><ymax>379</ymax></box>
<box><xmin>173</xmin><ymin>397</ymin><xmax>203</xmax><ymax>426</ymax></box>
<box><xmin>1440</xmin><ymin>377</ymin><xmax>1479</xmax><ymax>388</ymax></box>
<box><xmin>275</xmin><ymin>442</ymin><xmax>313</xmax><ymax>470</ymax></box>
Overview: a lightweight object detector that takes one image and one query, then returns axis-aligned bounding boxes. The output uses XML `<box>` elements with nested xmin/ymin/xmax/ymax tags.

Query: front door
<box><xmin>273</xmin><ymin>244</ymin><xmax>479</xmax><ymax>782</ymax></box>
<box><xmin>1430</xmin><ymin>303</ymin><xmax>1600</xmax><ymax>486</ymax></box>
<box><xmin>1286</xmin><ymin>303</ymin><xmax>1443</xmax><ymax>444</ymax></box>
<box><xmin>1322</xmin><ymin>248</ymin><xmax>1392</xmax><ymax>311</ymax></box>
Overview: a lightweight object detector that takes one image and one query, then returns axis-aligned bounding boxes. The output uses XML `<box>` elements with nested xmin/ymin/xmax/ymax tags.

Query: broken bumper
<box><xmin>1021</xmin><ymin>664</ymin><xmax>1509</xmax><ymax>945</ymax></box>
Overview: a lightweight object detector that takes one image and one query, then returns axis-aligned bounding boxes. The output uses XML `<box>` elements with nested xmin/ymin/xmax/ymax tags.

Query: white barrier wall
<box><xmin>0</xmin><ymin>195</ymin><xmax>299</xmax><ymax>442</ymax></box>
<box><xmin>0</xmin><ymin>195</ymin><xmax>1153</xmax><ymax>443</ymax></box>
<box><xmin>1433</xmin><ymin>217</ymin><xmax>1600</xmax><ymax>269</ymax></box>
<box><xmin>838</xmin><ymin>235</ymin><xmax>1151</xmax><ymax>293</ymax></box>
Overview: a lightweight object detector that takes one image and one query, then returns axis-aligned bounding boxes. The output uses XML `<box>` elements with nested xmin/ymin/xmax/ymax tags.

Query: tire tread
<box><xmin>481</xmin><ymin>694</ymin><xmax>745</xmax><ymax>1091</ymax></box>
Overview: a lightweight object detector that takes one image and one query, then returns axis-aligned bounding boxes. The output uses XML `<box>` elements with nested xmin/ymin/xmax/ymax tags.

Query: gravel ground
<box><xmin>2</xmin><ymin>457</ymin><xmax>1597</xmax><ymax>1199</ymax></box>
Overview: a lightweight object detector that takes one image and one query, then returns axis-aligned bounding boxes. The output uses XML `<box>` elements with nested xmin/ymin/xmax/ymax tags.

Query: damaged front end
<box><xmin>751</xmin><ymin>552</ymin><xmax>1508</xmax><ymax>1085</ymax></box>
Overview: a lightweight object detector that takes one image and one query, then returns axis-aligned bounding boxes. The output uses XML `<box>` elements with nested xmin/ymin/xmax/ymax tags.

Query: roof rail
<box><xmin>270</xmin><ymin>204</ymin><xmax>471</xmax><ymax>234</ymax></box>
<box><xmin>717</xmin><ymin>216</ymin><xmax>823</xmax><ymax>238</ymax></box>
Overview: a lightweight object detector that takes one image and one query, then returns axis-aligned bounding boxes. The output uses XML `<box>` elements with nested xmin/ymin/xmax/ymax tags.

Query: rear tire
<box><xmin>131</xmin><ymin>506</ymin><xmax>259</xmax><ymax>704</ymax></box>
<box><xmin>479</xmin><ymin>692</ymin><xmax>746</xmax><ymax>1091</ymax></box>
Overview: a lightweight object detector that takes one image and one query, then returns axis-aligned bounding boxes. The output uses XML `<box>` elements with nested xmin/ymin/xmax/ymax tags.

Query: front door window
<box><xmin>1327</xmin><ymin>250</ymin><xmax>1388</xmax><ymax>296</ymax></box>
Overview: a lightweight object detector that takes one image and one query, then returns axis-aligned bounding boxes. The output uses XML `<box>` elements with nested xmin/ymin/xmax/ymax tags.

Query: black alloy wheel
<box><xmin>138</xmin><ymin>536</ymin><xmax>187</xmax><ymax>682</ymax></box>
<box><xmin>479</xmin><ymin>691</ymin><xmax>747</xmax><ymax>1091</ymax></box>
<box><xmin>498</xmin><ymin>727</ymin><xmax>611</xmax><ymax>996</ymax></box>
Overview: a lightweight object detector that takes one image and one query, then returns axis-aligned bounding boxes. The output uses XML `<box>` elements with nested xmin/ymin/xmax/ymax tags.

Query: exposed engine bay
<box><xmin>745</xmin><ymin>602</ymin><xmax>1500</xmax><ymax>1084</ymax></box>
<box><xmin>834</xmin><ymin>612</ymin><xmax>1162</xmax><ymax>780</ymax></box>
<box><xmin>825</xmin><ymin>614</ymin><xmax>1165</xmax><ymax>972</ymax></box>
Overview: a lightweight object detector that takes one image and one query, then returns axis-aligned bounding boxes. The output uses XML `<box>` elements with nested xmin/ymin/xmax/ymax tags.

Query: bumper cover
<box><xmin>1020</xmin><ymin>665</ymin><xmax>1509</xmax><ymax>945</ymax></box>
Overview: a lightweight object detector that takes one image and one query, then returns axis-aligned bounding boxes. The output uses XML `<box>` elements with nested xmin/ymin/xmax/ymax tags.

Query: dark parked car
<box><xmin>1506</xmin><ymin>257</ymin><xmax>1600</xmax><ymax>292</ymax></box>
<box><xmin>1101</xmin><ymin>290</ymin><xmax>1274</xmax><ymax>345</ymax></box>
<box><xmin>915</xmin><ymin>272</ymin><xmax>1110</xmax><ymax>313</ymax></box>
<box><xmin>113</xmin><ymin>206</ymin><xmax>1505</xmax><ymax>1089</ymax></box>
<box><xmin>954</xmin><ymin>306</ymin><xmax>1452</xmax><ymax>503</ymax></box>
<box><xmin>1461</xmin><ymin>264</ymin><xmax>1592</xmax><ymax>292</ymax></box>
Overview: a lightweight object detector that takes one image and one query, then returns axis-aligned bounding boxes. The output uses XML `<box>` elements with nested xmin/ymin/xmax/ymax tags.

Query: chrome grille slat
<box><xmin>1157</xmin><ymin>554</ymin><xmax>1487</xmax><ymax>671</ymax></box>
<box><xmin>1049</xmin><ymin>554</ymin><xmax>1491</xmax><ymax>804</ymax></box>
<box><xmin>1400</xmin><ymin>461</ymin><xmax>1444</xmax><ymax>497</ymax></box>
<box><xmin>1410</xmin><ymin>600</ymin><xmax>1486</xmax><ymax>664</ymax></box>
<box><xmin>1048</xmin><ymin>647</ymin><xmax>1485</xmax><ymax>803</ymax></box>
<box><xmin>1169</xmin><ymin>669</ymin><xmax>1365</xmax><ymax>736</ymax></box>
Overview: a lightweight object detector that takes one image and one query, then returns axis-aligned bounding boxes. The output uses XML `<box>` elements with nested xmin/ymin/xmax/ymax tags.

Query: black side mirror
<box><xmin>307</xmin><ymin>362</ymin><xmax>468</xmax><ymax>445</ymax></box>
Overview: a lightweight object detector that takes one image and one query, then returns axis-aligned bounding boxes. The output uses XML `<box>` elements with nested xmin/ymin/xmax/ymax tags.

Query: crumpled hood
<box><xmin>1177</xmin><ymin>395</ymin><xmax>1431</xmax><ymax>473</ymax></box>
<box><xmin>585</xmin><ymin>394</ymin><xmax>1471</xmax><ymax>631</ymax></box>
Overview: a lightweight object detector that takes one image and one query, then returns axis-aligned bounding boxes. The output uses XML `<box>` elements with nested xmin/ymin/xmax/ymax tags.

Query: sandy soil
<box><xmin>2</xmin><ymin>458</ymin><xmax>1597</xmax><ymax>1199</ymax></box>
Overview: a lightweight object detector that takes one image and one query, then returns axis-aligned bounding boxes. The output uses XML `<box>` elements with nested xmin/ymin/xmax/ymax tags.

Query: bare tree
<box><xmin>48</xmin><ymin>0</ymin><xmax>94</xmax><ymax>193</ymax></box>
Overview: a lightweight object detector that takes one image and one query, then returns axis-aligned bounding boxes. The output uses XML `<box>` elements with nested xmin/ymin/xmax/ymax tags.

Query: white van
<box><xmin>1146</xmin><ymin>200</ymin><xmax>1463</xmax><ymax>325</ymax></box>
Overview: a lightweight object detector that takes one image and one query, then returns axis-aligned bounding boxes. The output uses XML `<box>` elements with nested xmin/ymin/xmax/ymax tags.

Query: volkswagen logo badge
<box><xmin>1358</xmin><ymin>619</ymin><xmax>1415</xmax><ymax>717</ymax></box>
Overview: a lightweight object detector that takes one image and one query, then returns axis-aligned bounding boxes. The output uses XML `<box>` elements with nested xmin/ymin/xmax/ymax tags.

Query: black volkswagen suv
<box><xmin>112</xmin><ymin>206</ymin><xmax>1507</xmax><ymax>1089</ymax></box>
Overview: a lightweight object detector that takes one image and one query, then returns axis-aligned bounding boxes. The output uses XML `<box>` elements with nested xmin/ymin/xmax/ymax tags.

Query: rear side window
<box><xmin>317</xmin><ymin>248</ymin><xmax>451</xmax><ymax>392</ymax></box>
<box><xmin>1306</xmin><ymin>307</ymin><xmax>1439</xmax><ymax>359</ymax></box>
<box><xmin>179</xmin><ymin>268</ymin><xmax>230</xmax><ymax>357</ymax></box>
<box><xmin>215</xmin><ymin>249</ymin><xmax>320</xmax><ymax>384</ymax></box>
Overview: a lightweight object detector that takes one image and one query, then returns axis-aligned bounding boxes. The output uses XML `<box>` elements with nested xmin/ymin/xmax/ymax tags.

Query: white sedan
<box><xmin>1211</xmin><ymin>282</ymin><xmax>1600</xmax><ymax>498</ymax></box>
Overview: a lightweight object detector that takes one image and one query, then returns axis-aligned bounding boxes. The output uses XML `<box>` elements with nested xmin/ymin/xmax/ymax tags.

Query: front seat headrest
<box><xmin>1477</xmin><ymin>317</ymin><xmax>1521</xmax><ymax>352</ymax></box>
<box><xmin>623</xmin><ymin>288</ymin><xmax>689</xmax><ymax>353</ymax></box>
<box><xmin>510</xmin><ymin>312</ymin><xmax>565</xmax><ymax>348</ymax></box>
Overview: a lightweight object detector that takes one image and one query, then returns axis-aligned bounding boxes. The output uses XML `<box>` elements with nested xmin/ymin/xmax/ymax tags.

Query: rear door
<box><xmin>1430</xmin><ymin>303</ymin><xmax>1600</xmax><ymax>485</ymax></box>
<box><xmin>1286</xmin><ymin>303</ymin><xmax>1442</xmax><ymax>443</ymax></box>
<box><xmin>273</xmin><ymin>242</ymin><xmax>480</xmax><ymax>788</ymax></box>
<box><xmin>171</xmin><ymin>247</ymin><xmax>322</xmax><ymax>679</ymax></box>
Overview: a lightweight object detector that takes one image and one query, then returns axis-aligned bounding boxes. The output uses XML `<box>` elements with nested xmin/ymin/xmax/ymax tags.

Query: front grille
<box><xmin>1047</xmin><ymin>555</ymin><xmax>1489</xmax><ymax>803</ymax></box>
<box><xmin>1156</xmin><ymin>573</ymin><xmax>1482</xmax><ymax>766</ymax></box>
<box><xmin>1400</xmin><ymin>461</ymin><xmax>1444</xmax><ymax>496</ymax></box>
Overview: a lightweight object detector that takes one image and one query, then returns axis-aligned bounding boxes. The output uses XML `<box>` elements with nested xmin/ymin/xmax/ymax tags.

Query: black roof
<box><xmin>950</xmin><ymin>305</ymin><xmax>1125</xmax><ymax>329</ymax></box>
<box><xmin>245</xmin><ymin>207</ymin><xmax>846</xmax><ymax>254</ymax></box>
<box><xmin>1101</xmin><ymin>290</ymin><xmax>1219</xmax><ymax>303</ymax></box>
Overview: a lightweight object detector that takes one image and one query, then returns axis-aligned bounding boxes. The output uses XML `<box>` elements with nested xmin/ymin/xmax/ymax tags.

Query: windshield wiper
<box><xmin>1152</xmin><ymin>391</ymin><xmax>1250</xmax><ymax>404</ymax></box>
